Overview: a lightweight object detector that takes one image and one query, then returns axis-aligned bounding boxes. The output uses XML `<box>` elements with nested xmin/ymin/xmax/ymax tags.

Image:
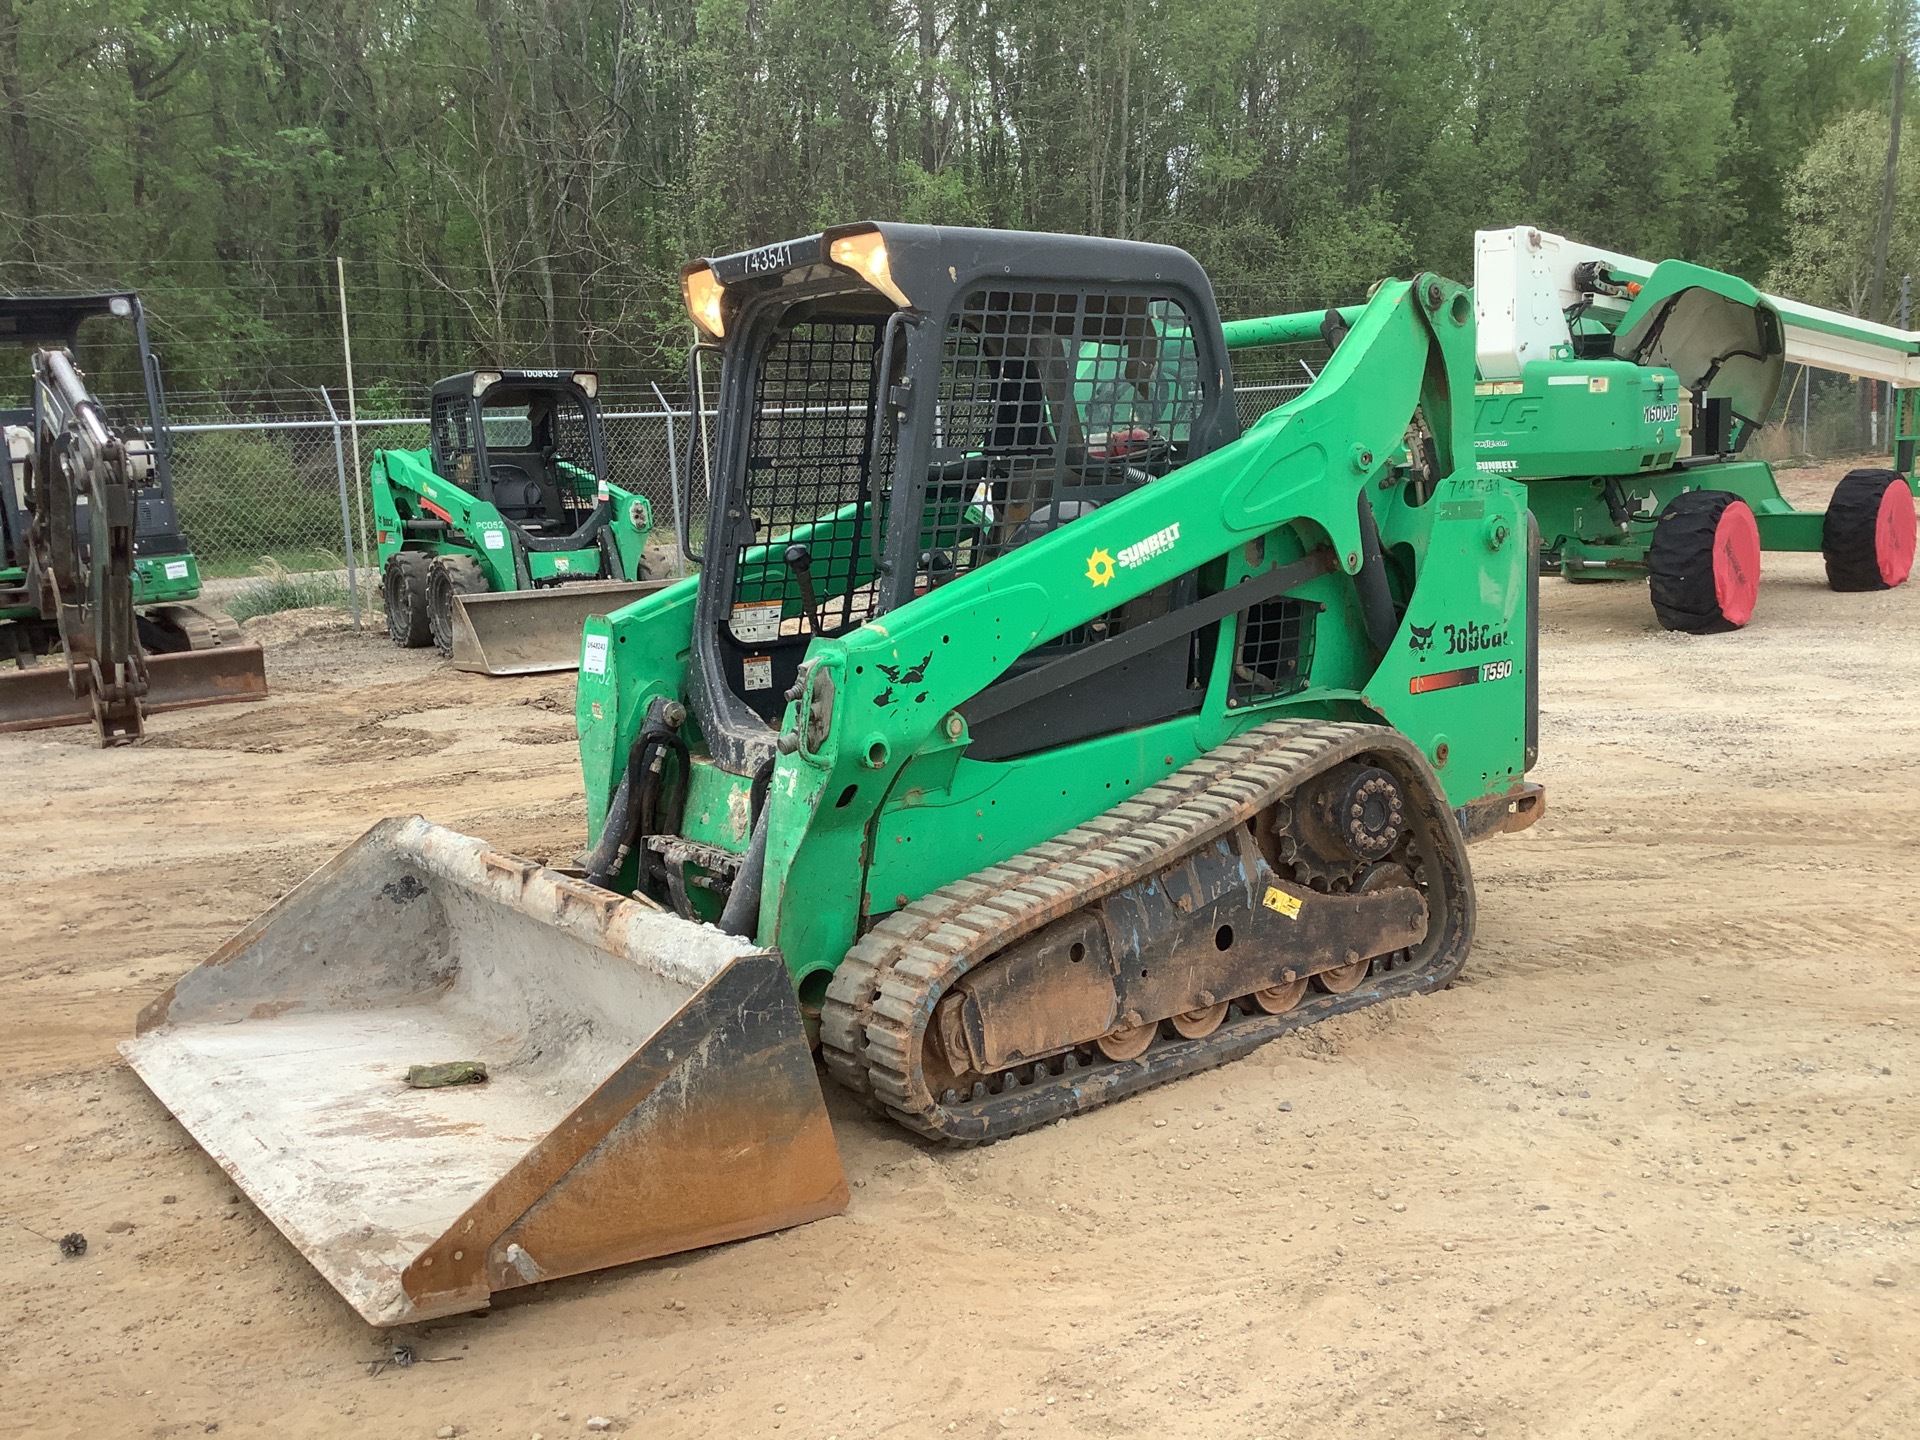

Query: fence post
<box><xmin>320</xmin><ymin>387</ymin><xmax>364</xmax><ymax>631</ymax></box>
<box><xmin>648</xmin><ymin>380</ymin><xmax>689</xmax><ymax>577</ymax></box>
<box><xmin>335</xmin><ymin>258</ymin><xmax>373</xmax><ymax>575</ymax></box>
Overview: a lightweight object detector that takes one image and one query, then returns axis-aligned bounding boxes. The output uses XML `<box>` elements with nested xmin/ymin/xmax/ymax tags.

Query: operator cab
<box><xmin>677</xmin><ymin>223</ymin><xmax>1239</xmax><ymax>771</ymax></box>
<box><xmin>429</xmin><ymin>369</ymin><xmax>609</xmax><ymax>537</ymax></box>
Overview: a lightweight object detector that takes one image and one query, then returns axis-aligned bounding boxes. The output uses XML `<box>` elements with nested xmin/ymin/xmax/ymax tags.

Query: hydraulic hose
<box><xmin>582</xmin><ymin>765</ymin><xmax>636</xmax><ymax>888</ymax></box>
<box><xmin>583</xmin><ymin>697</ymin><xmax>687</xmax><ymax>893</ymax></box>
<box><xmin>718</xmin><ymin>757</ymin><xmax>777</xmax><ymax>939</ymax></box>
<box><xmin>1353</xmin><ymin>491</ymin><xmax>1400</xmax><ymax>655</ymax></box>
<box><xmin>717</xmin><ymin>805</ymin><xmax>770</xmax><ymax>938</ymax></box>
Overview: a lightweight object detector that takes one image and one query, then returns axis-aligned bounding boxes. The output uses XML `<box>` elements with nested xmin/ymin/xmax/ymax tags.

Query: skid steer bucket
<box><xmin>449</xmin><ymin>579</ymin><xmax>673</xmax><ymax>675</ymax></box>
<box><xmin>121</xmin><ymin>816</ymin><xmax>848</xmax><ymax>1326</ymax></box>
<box><xmin>0</xmin><ymin>641</ymin><xmax>267</xmax><ymax>734</ymax></box>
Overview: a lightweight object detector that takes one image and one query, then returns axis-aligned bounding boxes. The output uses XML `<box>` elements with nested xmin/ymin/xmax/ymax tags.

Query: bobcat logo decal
<box><xmin>1407</xmin><ymin>622</ymin><xmax>1436</xmax><ymax>653</ymax></box>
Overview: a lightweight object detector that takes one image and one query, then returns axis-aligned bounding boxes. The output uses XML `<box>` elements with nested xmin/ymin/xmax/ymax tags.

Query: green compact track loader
<box><xmin>126</xmin><ymin>224</ymin><xmax>1543</xmax><ymax>1325</ymax></box>
<box><xmin>372</xmin><ymin>368</ymin><xmax>666</xmax><ymax>673</ymax></box>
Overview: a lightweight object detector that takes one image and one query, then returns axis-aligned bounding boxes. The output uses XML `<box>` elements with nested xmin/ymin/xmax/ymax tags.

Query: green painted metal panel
<box><xmin>131</xmin><ymin>552</ymin><xmax>201</xmax><ymax>604</ymax></box>
<box><xmin>1473</xmin><ymin>361</ymin><xmax>1683</xmax><ymax>481</ymax></box>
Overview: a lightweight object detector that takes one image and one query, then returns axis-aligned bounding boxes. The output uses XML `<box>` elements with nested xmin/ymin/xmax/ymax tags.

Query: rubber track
<box><xmin>819</xmin><ymin>719</ymin><xmax>1475</xmax><ymax>1144</ymax></box>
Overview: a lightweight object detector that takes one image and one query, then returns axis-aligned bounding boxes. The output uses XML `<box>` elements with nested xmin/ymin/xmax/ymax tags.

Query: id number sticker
<box><xmin>742</xmin><ymin>655</ymin><xmax>774</xmax><ymax>691</ymax></box>
<box><xmin>483</xmin><ymin>528</ymin><xmax>507</xmax><ymax>550</ymax></box>
<box><xmin>732</xmin><ymin>602</ymin><xmax>783</xmax><ymax>643</ymax></box>
<box><xmin>163</xmin><ymin>559</ymin><xmax>189</xmax><ymax>580</ymax></box>
<box><xmin>581</xmin><ymin>633</ymin><xmax>609</xmax><ymax>676</ymax></box>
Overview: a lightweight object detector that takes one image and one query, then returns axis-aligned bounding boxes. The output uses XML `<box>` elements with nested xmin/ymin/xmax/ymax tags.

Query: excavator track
<box><xmin>820</xmin><ymin>720</ymin><xmax>1476</xmax><ymax>1144</ymax></box>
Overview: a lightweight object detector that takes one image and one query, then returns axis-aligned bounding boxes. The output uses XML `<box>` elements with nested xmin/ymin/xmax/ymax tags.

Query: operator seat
<box><xmin>486</xmin><ymin>454</ymin><xmax>569</xmax><ymax>531</ymax></box>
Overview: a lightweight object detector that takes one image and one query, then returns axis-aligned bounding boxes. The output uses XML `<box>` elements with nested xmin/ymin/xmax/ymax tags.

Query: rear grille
<box><xmin>1229</xmin><ymin>597</ymin><xmax>1318</xmax><ymax>705</ymax></box>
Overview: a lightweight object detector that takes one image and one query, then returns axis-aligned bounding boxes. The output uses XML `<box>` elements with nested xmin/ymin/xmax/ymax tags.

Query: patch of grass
<box><xmin>199</xmin><ymin>547</ymin><xmax>363</xmax><ymax>580</ymax></box>
<box><xmin>223</xmin><ymin>558</ymin><xmax>355</xmax><ymax>623</ymax></box>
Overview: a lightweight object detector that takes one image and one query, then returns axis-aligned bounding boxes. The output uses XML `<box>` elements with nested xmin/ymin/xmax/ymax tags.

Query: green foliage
<box><xmin>222</xmin><ymin>557</ymin><xmax>353</xmax><ymax>622</ymax></box>
<box><xmin>168</xmin><ymin>428</ymin><xmax>344</xmax><ymax>562</ymax></box>
<box><xmin>1769</xmin><ymin>109</ymin><xmax>1920</xmax><ymax>316</ymax></box>
<box><xmin>0</xmin><ymin>0</ymin><xmax>1900</xmax><ymax>397</ymax></box>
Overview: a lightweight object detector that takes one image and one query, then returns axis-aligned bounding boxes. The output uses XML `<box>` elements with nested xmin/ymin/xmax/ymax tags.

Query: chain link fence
<box><xmin>165</xmin><ymin>403</ymin><xmax>693</xmax><ymax>587</ymax></box>
<box><xmin>160</xmin><ymin>361</ymin><xmax>1905</xmax><ymax>606</ymax></box>
<box><xmin>163</xmin><ymin>381</ymin><xmax>1319</xmax><ymax>595</ymax></box>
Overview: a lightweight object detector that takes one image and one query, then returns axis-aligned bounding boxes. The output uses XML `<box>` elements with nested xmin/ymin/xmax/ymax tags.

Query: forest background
<box><xmin>0</xmin><ymin>0</ymin><xmax>1914</xmax><ymax>409</ymax></box>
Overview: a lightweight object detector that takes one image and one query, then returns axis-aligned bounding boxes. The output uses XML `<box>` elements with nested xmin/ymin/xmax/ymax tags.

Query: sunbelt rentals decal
<box><xmin>1088</xmin><ymin>522</ymin><xmax>1179</xmax><ymax>587</ymax></box>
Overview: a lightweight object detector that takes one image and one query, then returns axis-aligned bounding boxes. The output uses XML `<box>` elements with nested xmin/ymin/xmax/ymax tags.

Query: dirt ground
<box><xmin>3</xmin><ymin>463</ymin><xmax>1916</xmax><ymax>1440</ymax></box>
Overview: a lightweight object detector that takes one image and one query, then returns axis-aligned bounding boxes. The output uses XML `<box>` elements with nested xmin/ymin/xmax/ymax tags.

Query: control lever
<box><xmin>784</xmin><ymin>543</ymin><xmax>825</xmax><ymax>634</ymax></box>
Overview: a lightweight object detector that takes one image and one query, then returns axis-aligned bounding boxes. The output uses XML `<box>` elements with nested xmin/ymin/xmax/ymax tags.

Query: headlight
<box><xmin>829</xmin><ymin>231</ymin><xmax>911</xmax><ymax>308</ymax></box>
<box><xmin>471</xmin><ymin>370</ymin><xmax>502</xmax><ymax>397</ymax></box>
<box><xmin>572</xmin><ymin>370</ymin><xmax>599</xmax><ymax>399</ymax></box>
<box><xmin>683</xmin><ymin>267</ymin><xmax>727</xmax><ymax>339</ymax></box>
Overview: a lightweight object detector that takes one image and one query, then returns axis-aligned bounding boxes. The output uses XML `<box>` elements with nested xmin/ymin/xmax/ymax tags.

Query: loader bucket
<box><xmin>449</xmin><ymin>579</ymin><xmax>672</xmax><ymax>675</ymax></box>
<box><xmin>121</xmin><ymin>816</ymin><xmax>848</xmax><ymax>1327</ymax></box>
<box><xmin>0</xmin><ymin>642</ymin><xmax>267</xmax><ymax>734</ymax></box>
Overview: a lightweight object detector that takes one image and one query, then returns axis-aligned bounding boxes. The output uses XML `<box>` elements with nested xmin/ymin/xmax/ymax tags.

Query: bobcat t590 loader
<box><xmin>125</xmin><ymin>225</ymin><xmax>1543</xmax><ymax>1324</ymax></box>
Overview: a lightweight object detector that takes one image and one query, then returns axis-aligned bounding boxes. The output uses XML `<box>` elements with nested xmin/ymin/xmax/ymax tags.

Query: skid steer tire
<box><xmin>427</xmin><ymin>555</ymin><xmax>489</xmax><ymax>657</ymax></box>
<box><xmin>382</xmin><ymin>552</ymin><xmax>432</xmax><ymax>649</ymax></box>
<box><xmin>1822</xmin><ymin>469</ymin><xmax>1917</xmax><ymax>592</ymax></box>
<box><xmin>1647</xmin><ymin>490</ymin><xmax>1759</xmax><ymax>634</ymax></box>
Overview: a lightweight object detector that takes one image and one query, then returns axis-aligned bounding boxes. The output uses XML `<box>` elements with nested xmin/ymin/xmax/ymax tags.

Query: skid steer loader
<box><xmin>1232</xmin><ymin>226</ymin><xmax>1920</xmax><ymax>633</ymax></box>
<box><xmin>372</xmin><ymin>369</ymin><xmax>667</xmax><ymax>674</ymax></box>
<box><xmin>125</xmin><ymin>224</ymin><xmax>1543</xmax><ymax>1325</ymax></box>
<box><xmin>0</xmin><ymin>293</ymin><xmax>267</xmax><ymax>742</ymax></box>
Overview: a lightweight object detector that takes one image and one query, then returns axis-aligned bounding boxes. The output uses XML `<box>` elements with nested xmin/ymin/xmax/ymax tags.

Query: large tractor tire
<box><xmin>427</xmin><ymin>554</ymin><xmax>489</xmax><ymax>656</ymax></box>
<box><xmin>1647</xmin><ymin>489</ymin><xmax>1760</xmax><ymax>634</ymax></box>
<box><xmin>382</xmin><ymin>552</ymin><xmax>433</xmax><ymax>648</ymax></box>
<box><xmin>1822</xmin><ymin>468</ymin><xmax>1917</xmax><ymax>592</ymax></box>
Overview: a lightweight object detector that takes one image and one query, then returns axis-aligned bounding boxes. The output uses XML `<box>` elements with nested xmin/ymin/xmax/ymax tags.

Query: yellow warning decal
<box><xmin>1262</xmin><ymin>886</ymin><xmax>1303</xmax><ymax>918</ymax></box>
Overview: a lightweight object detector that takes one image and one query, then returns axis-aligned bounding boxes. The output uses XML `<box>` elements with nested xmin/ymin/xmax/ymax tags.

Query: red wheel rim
<box><xmin>1711</xmin><ymin>500</ymin><xmax>1761</xmax><ymax>626</ymax></box>
<box><xmin>1875</xmin><ymin>481</ymin><xmax>1917</xmax><ymax>587</ymax></box>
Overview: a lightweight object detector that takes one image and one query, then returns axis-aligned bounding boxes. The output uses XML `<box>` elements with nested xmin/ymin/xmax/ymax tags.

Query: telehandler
<box><xmin>372</xmin><ymin>368</ymin><xmax>666</xmax><ymax>673</ymax></box>
<box><xmin>125</xmin><ymin>224</ymin><xmax>1542</xmax><ymax>1325</ymax></box>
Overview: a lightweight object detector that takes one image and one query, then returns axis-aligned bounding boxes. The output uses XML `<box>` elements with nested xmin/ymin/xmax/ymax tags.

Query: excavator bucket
<box><xmin>121</xmin><ymin>816</ymin><xmax>848</xmax><ymax>1327</ymax></box>
<box><xmin>448</xmin><ymin>579</ymin><xmax>673</xmax><ymax>676</ymax></box>
<box><xmin>0</xmin><ymin>642</ymin><xmax>267</xmax><ymax>734</ymax></box>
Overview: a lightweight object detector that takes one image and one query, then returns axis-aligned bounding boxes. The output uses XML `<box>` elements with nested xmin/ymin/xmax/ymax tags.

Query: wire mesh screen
<box><xmin>1229</xmin><ymin>597</ymin><xmax>1318</xmax><ymax>705</ymax></box>
<box><xmin>918</xmin><ymin>289</ymin><xmax>1205</xmax><ymax>595</ymax></box>
<box><xmin>727</xmin><ymin>319</ymin><xmax>892</xmax><ymax>641</ymax></box>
